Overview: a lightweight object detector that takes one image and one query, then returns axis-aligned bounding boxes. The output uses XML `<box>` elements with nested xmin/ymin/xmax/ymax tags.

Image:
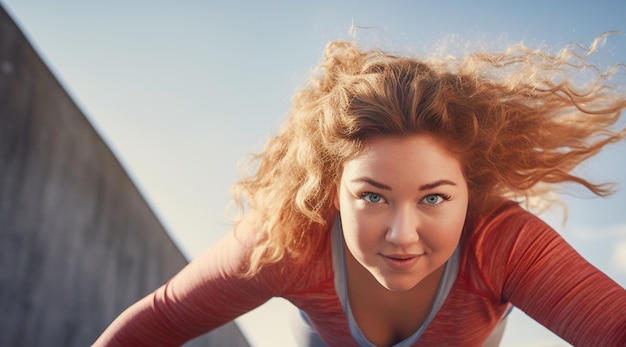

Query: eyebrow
<box><xmin>352</xmin><ymin>177</ymin><xmax>392</xmax><ymax>190</ymax></box>
<box><xmin>419</xmin><ymin>179</ymin><xmax>457</xmax><ymax>191</ymax></box>
<box><xmin>351</xmin><ymin>178</ymin><xmax>457</xmax><ymax>191</ymax></box>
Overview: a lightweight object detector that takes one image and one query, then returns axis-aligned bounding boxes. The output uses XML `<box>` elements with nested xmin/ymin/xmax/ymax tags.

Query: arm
<box><xmin>93</xmin><ymin>218</ymin><xmax>280</xmax><ymax>346</ymax></box>
<box><xmin>480</xmin><ymin>204</ymin><xmax>626</xmax><ymax>346</ymax></box>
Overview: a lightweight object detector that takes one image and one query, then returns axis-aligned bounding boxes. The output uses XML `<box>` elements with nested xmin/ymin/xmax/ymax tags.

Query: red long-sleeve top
<box><xmin>94</xmin><ymin>201</ymin><xmax>626</xmax><ymax>346</ymax></box>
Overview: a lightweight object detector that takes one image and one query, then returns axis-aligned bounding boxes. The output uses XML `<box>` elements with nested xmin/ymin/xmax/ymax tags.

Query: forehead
<box><xmin>342</xmin><ymin>134</ymin><xmax>464</xmax><ymax>180</ymax></box>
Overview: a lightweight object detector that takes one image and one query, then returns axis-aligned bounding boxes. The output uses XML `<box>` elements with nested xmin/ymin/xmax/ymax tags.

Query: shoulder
<box><xmin>477</xmin><ymin>200</ymin><xmax>539</xmax><ymax>230</ymax></box>
<box><xmin>233</xmin><ymin>213</ymin><xmax>335</xmax><ymax>295</ymax></box>
<box><xmin>458</xmin><ymin>200</ymin><xmax>556</xmax><ymax>292</ymax></box>
<box><xmin>463</xmin><ymin>200</ymin><xmax>549</xmax><ymax>248</ymax></box>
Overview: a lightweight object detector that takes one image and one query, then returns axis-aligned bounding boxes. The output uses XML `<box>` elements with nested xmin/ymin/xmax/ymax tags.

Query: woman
<box><xmin>95</xmin><ymin>36</ymin><xmax>626</xmax><ymax>346</ymax></box>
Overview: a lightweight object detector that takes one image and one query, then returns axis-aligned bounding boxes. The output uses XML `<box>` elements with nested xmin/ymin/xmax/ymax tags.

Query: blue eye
<box><xmin>422</xmin><ymin>194</ymin><xmax>449</xmax><ymax>205</ymax></box>
<box><xmin>362</xmin><ymin>193</ymin><xmax>383</xmax><ymax>203</ymax></box>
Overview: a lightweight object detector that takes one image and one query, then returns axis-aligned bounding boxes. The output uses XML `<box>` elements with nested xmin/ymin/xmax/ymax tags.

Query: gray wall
<box><xmin>0</xmin><ymin>6</ymin><xmax>249</xmax><ymax>347</ymax></box>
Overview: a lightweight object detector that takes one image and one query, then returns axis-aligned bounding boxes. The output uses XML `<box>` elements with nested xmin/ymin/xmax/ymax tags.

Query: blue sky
<box><xmin>3</xmin><ymin>1</ymin><xmax>625</xmax><ymax>346</ymax></box>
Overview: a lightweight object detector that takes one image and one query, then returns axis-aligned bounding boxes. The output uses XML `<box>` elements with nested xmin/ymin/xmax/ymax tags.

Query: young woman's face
<box><xmin>335</xmin><ymin>134</ymin><xmax>468</xmax><ymax>292</ymax></box>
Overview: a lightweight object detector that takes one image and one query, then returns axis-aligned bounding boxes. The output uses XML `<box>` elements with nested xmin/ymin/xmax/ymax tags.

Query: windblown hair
<box><xmin>233</xmin><ymin>34</ymin><xmax>626</xmax><ymax>276</ymax></box>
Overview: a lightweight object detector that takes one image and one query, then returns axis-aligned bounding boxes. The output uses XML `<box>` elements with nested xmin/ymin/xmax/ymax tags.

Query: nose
<box><xmin>385</xmin><ymin>206</ymin><xmax>420</xmax><ymax>246</ymax></box>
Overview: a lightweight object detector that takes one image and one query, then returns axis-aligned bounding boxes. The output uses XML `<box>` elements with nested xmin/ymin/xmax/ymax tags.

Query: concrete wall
<box><xmin>0</xmin><ymin>6</ymin><xmax>249</xmax><ymax>347</ymax></box>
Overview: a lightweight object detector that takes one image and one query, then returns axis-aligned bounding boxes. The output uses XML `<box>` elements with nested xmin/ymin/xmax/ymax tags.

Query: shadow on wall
<box><xmin>0</xmin><ymin>6</ymin><xmax>249</xmax><ymax>347</ymax></box>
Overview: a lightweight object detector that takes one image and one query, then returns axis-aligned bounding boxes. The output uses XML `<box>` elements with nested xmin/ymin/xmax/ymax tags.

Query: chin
<box><xmin>377</xmin><ymin>276</ymin><xmax>420</xmax><ymax>292</ymax></box>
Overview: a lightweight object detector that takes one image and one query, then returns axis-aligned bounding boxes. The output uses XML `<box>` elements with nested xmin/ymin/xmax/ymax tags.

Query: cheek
<box><xmin>422</xmin><ymin>205</ymin><xmax>467</xmax><ymax>250</ymax></box>
<box><xmin>339</xmin><ymin>209</ymin><xmax>378</xmax><ymax>254</ymax></box>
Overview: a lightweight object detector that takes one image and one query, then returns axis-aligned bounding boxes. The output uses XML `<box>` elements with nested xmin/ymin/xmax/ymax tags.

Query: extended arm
<box><xmin>93</xmin><ymin>220</ymin><xmax>278</xmax><ymax>346</ymax></box>
<box><xmin>484</xmin><ymin>205</ymin><xmax>626</xmax><ymax>346</ymax></box>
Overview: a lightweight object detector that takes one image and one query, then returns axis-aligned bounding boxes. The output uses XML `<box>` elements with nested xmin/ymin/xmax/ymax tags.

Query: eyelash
<box><xmin>358</xmin><ymin>192</ymin><xmax>451</xmax><ymax>205</ymax></box>
<box><xmin>359</xmin><ymin>192</ymin><xmax>385</xmax><ymax>204</ymax></box>
<box><xmin>422</xmin><ymin>193</ymin><xmax>451</xmax><ymax>205</ymax></box>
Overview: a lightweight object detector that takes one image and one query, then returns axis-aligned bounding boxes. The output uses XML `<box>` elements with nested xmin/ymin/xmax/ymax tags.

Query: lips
<box><xmin>381</xmin><ymin>253</ymin><xmax>422</xmax><ymax>271</ymax></box>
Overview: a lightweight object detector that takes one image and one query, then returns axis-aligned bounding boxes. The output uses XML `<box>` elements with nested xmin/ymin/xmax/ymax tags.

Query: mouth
<box><xmin>381</xmin><ymin>253</ymin><xmax>422</xmax><ymax>271</ymax></box>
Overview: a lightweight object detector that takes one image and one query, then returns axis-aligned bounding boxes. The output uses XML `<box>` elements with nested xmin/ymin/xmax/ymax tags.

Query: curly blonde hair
<box><xmin>233</xmin><ymin>34</ymin><xmax>626</xmax><ymax>276</ymax></box>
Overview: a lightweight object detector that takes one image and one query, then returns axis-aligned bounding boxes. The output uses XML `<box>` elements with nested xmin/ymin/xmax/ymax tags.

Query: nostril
<box><xmin>385</xmin><ymin>224</ymin><xmax>420</xmax><ymax>244</ymax></box>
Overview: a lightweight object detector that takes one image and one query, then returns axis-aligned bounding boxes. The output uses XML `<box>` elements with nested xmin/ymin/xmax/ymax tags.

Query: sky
<box><xmin>2</xmin><ymin>1</ymin><xmax>625</xmax><ymax>346</ymax></box>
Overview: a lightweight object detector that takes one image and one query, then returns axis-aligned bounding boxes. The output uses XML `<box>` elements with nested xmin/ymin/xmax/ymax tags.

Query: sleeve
<box><xmin>473</xmin><ymin>203</ymin><xmax>626</xmax><ymax>346</ymax></box>
<box><xmin>93</xmin><ymin>217</ymin><xmax>290</xmax><ymax>346</ymax></box>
